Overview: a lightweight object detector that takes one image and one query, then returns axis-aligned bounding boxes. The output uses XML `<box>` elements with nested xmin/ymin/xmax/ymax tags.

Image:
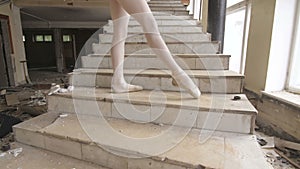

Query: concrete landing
<box><xmin>0</xmin><ymin>142</ymin><xmax>108</xmax><ymax>169</ymax></box>
<box><xmin>13</xmin><ymin>113</ymin><xmax>272</xmax><ymax>169</ymax></box>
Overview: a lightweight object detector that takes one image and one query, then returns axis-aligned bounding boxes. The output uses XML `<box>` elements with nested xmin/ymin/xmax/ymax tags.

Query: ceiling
<box><xmin>13</xmin><ymin>0</ymin><xmax>111</xmax><ymax>28</ymax></box>
<box><xmin>20</xmin><ymin>6</ymin><xmax>111</xmax><ymax>22</ymax></box>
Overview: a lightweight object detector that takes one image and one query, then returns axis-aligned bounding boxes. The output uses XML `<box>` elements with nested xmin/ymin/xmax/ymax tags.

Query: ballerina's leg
<box><xmin>110</xmin><ymin>0</ymin><xmax>143</xmax><ymax>93</ymax></box>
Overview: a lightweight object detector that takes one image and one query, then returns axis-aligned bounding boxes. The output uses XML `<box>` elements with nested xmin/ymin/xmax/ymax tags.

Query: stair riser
<box><xmin>151</xmin><ymin>12</ymin><xmax>189</xmax><ymax>16</ymax></box>
<box><xmin>131</xmin><ymin>15</ymin><xmax>193</xmax><ymax>20</ymax></box>
<box><xmin>150</xmin><ymin>7</ymin><xmax>187</xmax><ymax>11</ymax></box>
<box><xmin>14</xmin><ymin>127</ymin><xmax>192</xmax><ymax>169</ymax></box>
<box><xmin>103</xmin><ymin>25</ymin><xmax>203</xmax><ymax>33</ymax></box>
<box><xmin>99</xmin><ymin>33</ymin><xmax>210</xmax><ymax>43</ymax></box>
<box><xmin>69</xmin><ymin>73</ymin><xmax>243</xmax><ymax>94</ymax></box>
<box><xmin>148</xmin><ymin>1</ymin><xmax>182</xmax><ymax>5</ymax></box>
<box><xmin>81</xmin><ymin>55</ymin><xmax>229</xmax><ymax>70</ymax></box>
<box><xmin>92</xmin><ymin>43</ymin><xmax>219</xmax><ymax>54</ymax></box>
<box><xmin>109</xmin><ymin>20</ymin><xmax>199</xmax><ymax>26</ymax></box>
<box><xmin>149</xmin><ymin>3</ymin><xmax>186</xmax><ymax>9</ymax></box>
<box><xmin>47</xmin><ymin>96</ymin><xmax>253</xmax><ymax>134</ymax></box>
<box><xmin>151</xmin><ymin>10</ymin><xmax>189</xmax><ymax>15</ymax></box>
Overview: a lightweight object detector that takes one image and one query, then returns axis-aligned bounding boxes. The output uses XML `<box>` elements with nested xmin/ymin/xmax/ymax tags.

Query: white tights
<box><xmin>109</xmin><ymin>0</ymin><xmax>200</xmax><ymax>98</ymax></box>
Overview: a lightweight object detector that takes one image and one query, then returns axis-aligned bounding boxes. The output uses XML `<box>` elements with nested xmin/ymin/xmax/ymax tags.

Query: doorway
<box><xmin>0</xmin><ymin>15</ymin><xmax>14</xmax><ymax>88</ymax></box>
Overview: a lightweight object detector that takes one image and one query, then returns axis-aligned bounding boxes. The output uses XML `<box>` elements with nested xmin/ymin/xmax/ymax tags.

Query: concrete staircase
<box><xmin>13</xmin><ymin>0</ymin><xmax>272</xmax><ymax>168</ymax></box>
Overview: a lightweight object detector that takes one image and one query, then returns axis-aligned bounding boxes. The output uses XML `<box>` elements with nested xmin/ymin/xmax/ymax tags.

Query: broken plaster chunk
<box><xmin>0</xmin><ymin>152</ymin><xmax>7</xmax><ymax>157</ymax></box>
<box><xmin>0</xmin><ymin>89</ymin><xmax>6</xmax><ymax>96</ymax></box>
<box><xmin>6</xmin><ymin>147</ymin><xmax>23</xmax><ymax>157</ymax></box>
<box><xmin>67</xmin><ymin>86</ymin><xmax>74</xmax><ymax>92</ymax></box>
<box><xmin>58</xmin><ymin>88</ymin><xmax>68</xmax><ymax>93</ymax></box>
<box><xmin>48</xmin><ymin>85</ymin><xmax>61</xmax><ymax>96</ymax></box>
<box><xmin>59</xmin><ymin>114</ymin><xmax>69</xmax><ymax>118</ymax></box>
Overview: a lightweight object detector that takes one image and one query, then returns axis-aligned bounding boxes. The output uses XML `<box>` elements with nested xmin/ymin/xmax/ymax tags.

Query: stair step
<box><xmin>149</xmin><ymin>3</ymin><xmax>185</xmax><ymax>7</ymax></box>
<box><xmin>69</xmin><ymin>69</ymin><xmax>244</xmax><ymax>93</ymax></box>
<box><xmin>150</xmin><ymin>7</ymin><xmax>187</xmax><ymax>11</ymax></box>
<box><xmin>150</xmin><ymin>10</ymin><xmax>189</xmax><ymax>16</ymax></box>
<box><xmin>81</xmin><ymin>54</ymin><xmax>229</xmax><ymax>70</ymax></box>
<box><xmin>103</xmin><ymin>25</ymin><xmax>203</xmax><ymax>34</ymax></box>
<box><xmin>130</xmin><ymin>15</ymin><xmax>193</xmax><ymax>20</ymax></box>
<box><xmin>93</xmin><ymin>41</ymin><xmax>220</xmax><ymax>54</ymax></box>
<box><xmin>151</xmin><ymin>11</ymin><xmax>189</xmax><ymax>16</ymax></box>
<box><xmin>99</xmin><ymin>32</ymin><xmax>210</xmax><ymax>43</ymax></box>
<box><xmin>1</xmin><ymin>142</ymin><xmax>108</xmax><ymax>169</ymax></box>
<box><xmin>13</xmin><ymin>112</ymin><xmax>271</xmax><ymax>169</ymax></box>
<box><xmin>47</xmin><ymin>87</ymin><xmax>255</xmax><ymax>133</ymax></box>
<box><xmin>108</xmin><ymin>19</ymin><xmax>199</xmax><ymax>26</ymax></box>
<box><xmin>148</xmin><ymin>0</ymin><xmax>182</xmax><ymax>3</ymax></box>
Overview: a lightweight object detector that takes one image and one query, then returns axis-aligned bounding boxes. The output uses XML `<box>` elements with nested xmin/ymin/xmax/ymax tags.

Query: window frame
<box><xmin>286</xmin><ymin>1</ymin><xmax>300</xmax><ymax>94</ymax></box>
<box><xmin>224</xmin><ymin>0</ymin><xmax>251</xmax><ymax>74</ymax></box>
<box><xmin>33</xmin><ymin>34</ymin><xmax>53</xmax><ymax>43</ymax></box>
<box><xmin>63</xmin><ymin>34</ymin><xmax>72</xmax><ymax>42</ymax></box>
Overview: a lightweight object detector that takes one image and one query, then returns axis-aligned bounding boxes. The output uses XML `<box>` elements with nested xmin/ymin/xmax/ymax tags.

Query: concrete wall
<box><xmin>243</xmin><ymin>0</ymin><xmax>276</xmax><ymax>94</ymax></box>
<box><xmin>23</xmin><ymin>28</ymin><xmax>98</xmax><ymax>70</ymax></box>
<box><xmin>23</xmin><ymin>29</ymin><xmax>56</xmax><ymax>69</ymax></box>
<box><xmin>0</xmin><ymin>3</ymin><xmax>27</xmax><ymax>85</ymax></box>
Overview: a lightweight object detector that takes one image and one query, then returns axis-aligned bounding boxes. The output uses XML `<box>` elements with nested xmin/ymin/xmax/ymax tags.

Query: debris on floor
<box><xmin>256</xmin><ymin>131</ymin><xmax>300</xmax><ymax>169</ymax></box>
<box><xmin>48</xmin><ymin>84</ymin><xmax>74</xmax><ymax>96</ymax></box>
<box><xmin>0</xmin><ymin>86</ymin><xmax>47</xmax><ymax>151</ymax></box>
<box><xmin>0</xmin><ymin>70</ymin><xmax>72</xmax><ymax>154</ymax></box>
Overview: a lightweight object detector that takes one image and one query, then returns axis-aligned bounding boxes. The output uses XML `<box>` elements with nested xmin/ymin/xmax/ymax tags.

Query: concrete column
<box><xmin>244</xmin><ymin>0</ymin><xmax>276</xmax><ymax>94</ymax></box>
<box><xmin>207</xmin><ymin>0</ymin><xmax>227</xmax><ymax>53</ymax></box>
<box><xmin>54</xmin><ymin>28</ymin><xmax>65</xmax><ymax>73</ymax></box>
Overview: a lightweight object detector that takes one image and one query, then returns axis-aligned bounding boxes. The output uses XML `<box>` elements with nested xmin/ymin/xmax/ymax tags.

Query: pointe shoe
<box><xmin>172</xmin><ymin>71</ymin><xmax>201</xmax><ymax>98</ymax></box>
<box><xmin>111</xmin><ymin>82</ymin><xmax>143</xmax><ymax>93</ymax></box>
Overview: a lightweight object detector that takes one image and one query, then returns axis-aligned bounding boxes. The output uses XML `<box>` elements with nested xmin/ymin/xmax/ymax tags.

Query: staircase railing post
<box><xmin>207</xmin><ymin>0</ymin><xmax>227</xmax><ymax>53</ymax></box>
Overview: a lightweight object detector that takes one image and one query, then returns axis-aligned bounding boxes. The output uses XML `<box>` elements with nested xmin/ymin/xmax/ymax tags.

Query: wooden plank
<box><xmin>5</xmin><ymin>93</ymin><xmax>20</xmax><ymax>106</ymax></box>
<box><xmin>0</xmin><ymin>19</ymin><xmax>15</xmax><ymax>86</ymax></box>
<box><xmin>0</xmin><ymin>35</ymin><xmax>9</xmax><ymax>87</ymax></box>
<box><xmin>275</xmin><ymin>138</ymin><xmax>300</xmax><ymax>151</ymax></box>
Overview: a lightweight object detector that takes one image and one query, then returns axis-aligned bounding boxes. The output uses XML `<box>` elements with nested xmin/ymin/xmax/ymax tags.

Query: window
<box><xmin>35</xmin><ymin>35</ymin><xmax>44</xmax><ymax>42</ymax></box>
<box><xmin>287</xmin><ymin>4</ymin><xmax>300</xmax><ymax>93</ymax></box>
<box><xmin>63</xmin><ymin>35</ymin><xmax>72</xmax><ymax>42</ymax></box>
<box><xmin>34</xmin><ymin>35</ymin><xmax>53</xmax><ymax>42</ymax></box>
<box><xmin>44</xmin><ymin>35</ymin><xmax>52</xmax><ymax>42</ymax></box>
<box><xmin>224</xmin><ymin>0</ymin><xmax>251</xmax><ymax>74</ymax></box>
<box><xmin>22</xmin><ymin>35</ymin><xmax>25</xmax><ymax>42</ymax></box>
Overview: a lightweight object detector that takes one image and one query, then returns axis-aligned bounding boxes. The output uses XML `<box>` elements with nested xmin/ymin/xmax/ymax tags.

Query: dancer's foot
<box><xmin>172</xmin><ymin>71</ymin><xmax>201</xmax><ymax>98</ymax></box>
<box><xmin>111</xmin><ymin>82</ymin><xmax>143</xmax><ymax>93</ymax></box>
